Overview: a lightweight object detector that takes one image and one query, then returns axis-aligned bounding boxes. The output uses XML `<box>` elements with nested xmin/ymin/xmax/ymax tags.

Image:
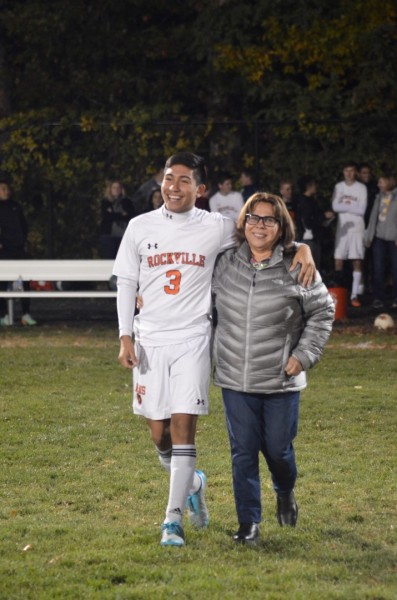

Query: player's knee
<box><xmin>149</xmin><ymin>430</ymin><xmax>163</xmax><ymax>447</ymax></box>
<box><xmin>170</xmin><ymin>415</ymin><xmax>197</xmax><ymax>444</ymax></box>
<box><xmin>150</xmin><ymin>429</ymin><xmax>171</xmax><ymax>449</ymax></box>
<box><xmin>147</xmin><ymin>419</ymin><xmax>171</xmax><ymax>448</ymax></box>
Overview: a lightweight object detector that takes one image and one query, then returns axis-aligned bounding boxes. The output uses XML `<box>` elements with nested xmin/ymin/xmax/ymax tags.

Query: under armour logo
<box><xmin>147</xmin><ymin>243</ymin><xmax>158</xmax><ymax>249</ymax></box>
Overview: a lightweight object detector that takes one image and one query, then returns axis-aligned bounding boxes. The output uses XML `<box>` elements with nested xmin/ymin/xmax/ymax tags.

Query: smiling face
<box><xmin>244</xmin><ymin>201</ymin><xmax>281</xmax><ymax>258</ymax></box>
<box><xmin>161</xmin><ymin>164</ymin><xmax>205</xmax><ymax>213</ymax></box>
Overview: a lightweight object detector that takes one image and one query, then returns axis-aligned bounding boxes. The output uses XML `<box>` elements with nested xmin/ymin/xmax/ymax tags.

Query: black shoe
<box><xmin>277</xmin><ymin>491</ymin><xmax>298</xmax><ymax>527</ymax></box>
<box><xmin>233</xmin><ymin>522</ymin><xmax>260</xmax><ymax>544</ymax></box>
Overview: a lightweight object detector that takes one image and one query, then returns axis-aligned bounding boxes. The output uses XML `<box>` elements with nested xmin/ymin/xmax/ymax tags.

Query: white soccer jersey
<box><xmin>113</xmin><ymin>205</ymin><xmax>235</xmax><ymax>345</ymax></box>
<box><xmin>332</xmin><ymin>180</ymin><xmax>367</xmax><ymax>234</ymax></box>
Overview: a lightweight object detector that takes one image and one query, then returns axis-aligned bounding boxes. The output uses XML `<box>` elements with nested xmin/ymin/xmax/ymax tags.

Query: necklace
<box><xmin>250</xmin><ymin>256</ymin><xmax>271</xmax><ymax>270</ymax></box>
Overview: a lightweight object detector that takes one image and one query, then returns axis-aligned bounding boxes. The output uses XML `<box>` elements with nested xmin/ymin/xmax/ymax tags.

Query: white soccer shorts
<box><xmin>334</xmin><ymin>230</ymin><xmax>365</xmax><ymax>260</ymax></box>
<box><xmin>132</xmin><ymin>336</ymin><xmax>211</xmax><ymax>420</ymax></box>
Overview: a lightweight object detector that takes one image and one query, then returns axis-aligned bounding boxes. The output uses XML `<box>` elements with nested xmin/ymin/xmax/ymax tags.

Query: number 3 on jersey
<box><xmin>164</xmin><ymin>269</ymin><xmax>181</xmax><ymax>295</ymax></box>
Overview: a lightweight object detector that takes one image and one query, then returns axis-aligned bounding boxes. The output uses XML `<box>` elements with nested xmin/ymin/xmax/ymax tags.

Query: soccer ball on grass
<box><xmin>374</xmin><ymin>313</ymin><xmax>395</xmax><ymax>331</ymax></box>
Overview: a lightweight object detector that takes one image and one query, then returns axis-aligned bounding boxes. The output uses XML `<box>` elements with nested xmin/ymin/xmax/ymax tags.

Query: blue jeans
<box><xmin>372</xmin><ymin>237</ymin><xmax>397</xmax><ymax>302</ymax></box>
<box><xmin>222</xmin><ymin>388</ymin><xmax>300</xmax><ymax>524</ymax></box>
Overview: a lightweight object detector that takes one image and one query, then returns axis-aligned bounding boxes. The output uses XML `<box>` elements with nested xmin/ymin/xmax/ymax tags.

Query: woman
<box><xmin>99</xmin><ymin>180</ymin><xmax>135</xmax><ymax>259</ymax></box>
<box><xmin>148</xmin><ymin>188</ymin><xmax>164</xmax><ymax>210</ymax></box>
<box><xmin>364</xmin><ymin>175</ymin><xmax>397</xmax><ymax>309</ymax></box>
<box><xmin>212</xmin><ymin>192</ymin><xmax>334</xmax><ymax>545</ymax></box>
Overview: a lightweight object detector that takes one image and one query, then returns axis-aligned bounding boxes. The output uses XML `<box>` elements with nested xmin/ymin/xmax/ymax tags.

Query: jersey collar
<box><xmin>161</xmin><ymin>205</ymin><xmax>196</xmax><ymax>222</ymax></box>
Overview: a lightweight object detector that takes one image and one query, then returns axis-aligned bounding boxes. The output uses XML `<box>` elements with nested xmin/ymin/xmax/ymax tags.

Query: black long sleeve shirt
<box><xmin>0</xmin><ymin>200</ymin><xmax>28</xmax><ymax>250</ymax></box>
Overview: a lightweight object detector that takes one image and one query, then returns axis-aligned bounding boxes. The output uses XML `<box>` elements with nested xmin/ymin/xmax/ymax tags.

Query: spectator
<box><xmin>279</xmin><ymin>179</ymin><xmax>297</xmax><ymax>223</ymax></box>
<box><xmin>0</xmin><ymin>180</ymin><xmax>37</xmax><ymax>326</ymax></box>
<box><xmin>359</xmin><ymin>163</ymin><xmax>379</xmax><ymax>294</ymax></box>
<box><xmin>149</xmin><ymin>188</ymin><xmax>164</xmax><ymax>210</ymax></box>
<box><xmin>209</xmin><ymin>172</ymin><xmax>244</xmax><ymax>222</ymax></box>
<box><xmin>364</xmin><ymin>175</ymin><xmax>397</xmax><ymax>309</ymax></box>
<box><xmin>132</xmin><ymin>160</ymin><xmax>164</xmax><ymax>215</ymax></box>
<box><xmin>295</xmin><ymin>175</ymin><xmax>335</xmax><ymax>272</ymax></box>
<box><xmin>358</xmin><ymin>163</ymin><xmax>379</xmax><ymax>227</ymax></box>
<box><xmin>99</xmin><ymin>180</ymin><xmax>135</xmax><ymax>259</ymax></box>
<box><xmin>240</xmin><ymin>168</ymin><xmax>259</xmax><ymax>201</ymax></box>
<box><xmin>212</xmin><ymin>192</ymin><xmax>334</xmax><ymax>544</ymax></box>
<box><xmin>332</xmin><ymin>162</ymin><xmax>367</xmax><ymax>308</ymax></box>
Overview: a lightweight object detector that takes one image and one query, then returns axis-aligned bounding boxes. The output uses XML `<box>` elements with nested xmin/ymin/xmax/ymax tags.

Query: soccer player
<box><xmin>332</xmin><ymin>162</ymin><xmax>367</xmax><ymax>307</ymax></box>
<box><xmin>113</xmin><ymin>152</ymin><xmax>315</xmax><ymax>547</ymax></box>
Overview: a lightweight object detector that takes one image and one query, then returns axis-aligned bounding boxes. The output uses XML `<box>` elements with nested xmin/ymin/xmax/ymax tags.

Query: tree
<box><xmin>0</xmin><ymin>0</ymin><xmax>396</xmax><ymax>256</ymax></box>
<box><xmin>211</xmin><ymin>0</ymin><xmax>397</xmax><ymax>183</ymax></box>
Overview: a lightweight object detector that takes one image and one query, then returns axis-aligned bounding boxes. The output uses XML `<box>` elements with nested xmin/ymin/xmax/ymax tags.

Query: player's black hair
<box><xmin>165</xmin><ymin>152</ymin><xmax>208</xmax><ymax>186</ymax></box>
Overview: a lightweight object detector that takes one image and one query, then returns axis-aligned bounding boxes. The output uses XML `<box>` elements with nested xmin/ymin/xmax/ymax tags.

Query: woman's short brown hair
<box><xmin>236</xmin><ymin>192</ymin><xmax>296</xmax><ymax>249</ymax></box>
<box><xmin>378</xmin><ymin>175</ymin><xmax>395</xmax><ymax>192</ymax></box>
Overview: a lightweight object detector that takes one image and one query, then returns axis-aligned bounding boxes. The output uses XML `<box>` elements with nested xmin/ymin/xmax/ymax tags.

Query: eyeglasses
<box><xmin>245</xmin><ymin>214</ymin><xmax>279</xmax><ymax>227</ymax></box>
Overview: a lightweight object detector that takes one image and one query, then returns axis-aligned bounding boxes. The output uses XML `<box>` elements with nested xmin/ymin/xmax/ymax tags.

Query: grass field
<box><xmin>0</xmin><ymin>324</ymin><xmax>396</xmax><ymax>599</ymax></box>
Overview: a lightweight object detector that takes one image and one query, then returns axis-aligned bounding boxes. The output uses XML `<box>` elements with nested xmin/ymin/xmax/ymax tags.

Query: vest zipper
<box><xmin>243</xmin><ymin>271</ymin><xmax>256</xmax><ymax>389</ymax></box>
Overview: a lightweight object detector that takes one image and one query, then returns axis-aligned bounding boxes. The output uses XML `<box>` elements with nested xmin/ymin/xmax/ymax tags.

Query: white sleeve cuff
<box><xmin>116</xmin><ymin>276</ymin><xmax>138</xmax><ymax>338</ymax></box>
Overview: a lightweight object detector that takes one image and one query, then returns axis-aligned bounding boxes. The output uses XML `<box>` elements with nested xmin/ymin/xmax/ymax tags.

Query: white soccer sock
<box><xmin>157</xmin><ymin>446</ymin><xmax>202</xmax><ymax>493</ymax></box>
<box><xmin>164</xmin><ymin>445</ymin><xmax>196</xmax><ymax>524</ymax></box>
<box><xmin>156</xmin><ymin>447</ymin><xmax>172</xmax><ymax>472</ymax></box>
<box><xmin>351</xmin><ymin>271</ymin><xmax>362</xmax><ymax>299</ymax></box>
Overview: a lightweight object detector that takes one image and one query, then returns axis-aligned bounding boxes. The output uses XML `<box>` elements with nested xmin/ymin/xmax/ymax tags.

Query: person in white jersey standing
<box><xmin>332</xmin><ymin>161</ymin><xmax>367</xmax><ymax>307</ymax></box>
<box><xmin>209</xmin><ymin>172</ymin><xmax>244</xmax><ymax>222</ymax></box>
<box><xmin>113</xmin><ymin>152</ymin><xmax>315</xmax><ymax>547</ymax></box>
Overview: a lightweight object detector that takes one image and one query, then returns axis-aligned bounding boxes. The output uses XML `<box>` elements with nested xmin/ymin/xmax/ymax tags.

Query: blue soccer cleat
<box><xmin>187</xmin><ymin>470</ymin><xmax>209</xmax><ymax>529</ymax></box>
<box><xmin>160</xmin><ymin>521</ymin><xmax>185</xmax><ymax>547</ymax></box>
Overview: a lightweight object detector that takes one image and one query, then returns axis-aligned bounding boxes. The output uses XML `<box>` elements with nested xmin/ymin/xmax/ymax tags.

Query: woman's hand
<box><xmin>291</xmin><ymin>243</ymin><xmax>316</xmax><ymax>287</ymax></box>
<box><xmin>285</xmin><ymin>356</ymin><xmax>303</xmax><ymax>377</ymax></box>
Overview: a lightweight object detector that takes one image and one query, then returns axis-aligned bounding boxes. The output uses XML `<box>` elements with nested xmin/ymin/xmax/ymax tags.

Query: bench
<box><xmin>0</xmin><ymin>260</ymin><xmax>116</xmax><ymax>324</ymax></box>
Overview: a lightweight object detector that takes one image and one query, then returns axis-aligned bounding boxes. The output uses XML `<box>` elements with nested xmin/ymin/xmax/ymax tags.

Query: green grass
<box><xmin>0</xmin><ymin>324</ymin><xmax>396</xmax><ymax>599</ymax></box>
